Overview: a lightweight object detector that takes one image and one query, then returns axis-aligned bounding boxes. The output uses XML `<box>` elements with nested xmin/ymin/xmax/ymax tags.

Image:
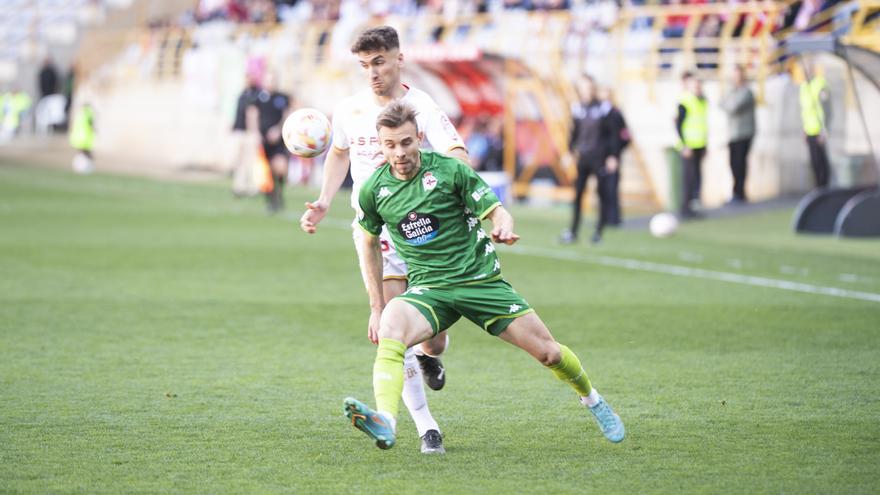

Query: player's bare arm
<box><xmin>300</xmin><ymin>145</ymin><xmax>350</xmax><ymax>233</ymax></box>
<box><xmin>447</xmin><ymin>147</ymin><xmax>472</xmax><ymax>167</ymax></box>
<box><xmin>486</xmin><ymin>205</ymin><xmax>520</xmax><ymax>245</ymax></box>
<box><xmin>361</xmin><ymin>230</ymin><xmax>386</xmax><ymax>344</ymax></box>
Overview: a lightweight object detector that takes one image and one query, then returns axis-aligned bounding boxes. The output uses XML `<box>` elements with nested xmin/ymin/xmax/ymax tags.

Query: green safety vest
<box><xmin>679</xmin><ymin>92</ymin><xmax>708</xmax><ymax>149</ymax></box>
<box><xmin>69</xmin><ymin>106</ymin><xmax>95</xmax><ymax>150</ymax></box>
<box><xmin>800</xmin><ymin>76</ymin><xmax>827</xmax><ymax>137</ymax></box>
<box><xmin>2</xmin><ymin>92</ymin><xmax>32</xmax><ymax>129</ymax></box>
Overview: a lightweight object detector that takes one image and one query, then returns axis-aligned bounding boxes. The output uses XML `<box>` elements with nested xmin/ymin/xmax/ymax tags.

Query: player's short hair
<box><xmin>351</xmin><ymin>26</ymin><xmax>400</xmax><ymax>53</ymax></box>
<box><xmin>376</xmin><ymin>100</ymin><xmax>419</xmax><ymax>133</ymax></box>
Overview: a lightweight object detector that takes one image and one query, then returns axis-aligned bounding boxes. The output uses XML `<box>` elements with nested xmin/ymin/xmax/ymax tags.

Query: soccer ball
<box><xmin>72</xmin><ymin>152</ymin><xmax>94</xmax><ymax>174</ymax></box>
<box><xmin>649</xmin><ymin>212</ymin><xmax>678</xmax><ymax>238</ymax></box>
<box><xmin>281</xmin><ymin>108</ymin><xmax>332</xmax><ymax>158</ymax></box>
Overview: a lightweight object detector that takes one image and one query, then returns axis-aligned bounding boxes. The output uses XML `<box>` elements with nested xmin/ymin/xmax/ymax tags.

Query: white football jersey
<box><xmin>331</xmin><ymin>85</ymin><xmax>466</xmax><ymax>210</ymax></box>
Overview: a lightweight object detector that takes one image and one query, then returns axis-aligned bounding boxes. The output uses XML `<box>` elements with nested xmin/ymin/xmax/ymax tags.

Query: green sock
<box><xmin>373</xmin><ymin>338</ymin><xmax>406</xmax><ymax>420</ymax></box>
<box><xmin>548</xmin><ymin>344</ymin><xmax>593</xmax><ymax>397</ymax></box>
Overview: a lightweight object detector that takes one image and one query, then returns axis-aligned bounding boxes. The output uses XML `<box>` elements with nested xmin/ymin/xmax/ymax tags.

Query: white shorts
<box><xmin>352</xmin><ymin>219</ymin><xmax>408</xmax><ymax>281</ymax></box>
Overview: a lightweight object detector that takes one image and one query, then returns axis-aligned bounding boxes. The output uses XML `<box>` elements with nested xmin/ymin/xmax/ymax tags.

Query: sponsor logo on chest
<box><xmin>397</xmin><ymin>211</ymin><xmax>440</xmax><ymax>246</ymax></box>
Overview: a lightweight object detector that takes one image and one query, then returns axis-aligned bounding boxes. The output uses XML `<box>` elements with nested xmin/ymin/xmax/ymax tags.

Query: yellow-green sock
<box><xmin>373</xmin><ymin>338</ymin><xmax>406</xmax><ymax>420</ymax></box>
<box><xmin>548</xmin><ymin>344</ymin><xmax>593</xmax><ymax>396</ymax></box>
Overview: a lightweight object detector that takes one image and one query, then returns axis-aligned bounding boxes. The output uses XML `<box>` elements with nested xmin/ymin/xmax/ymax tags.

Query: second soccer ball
<box><xmin>649</xmin><ymin>212</ymin><xmax>679</xmax><ymax>238</ymax></box>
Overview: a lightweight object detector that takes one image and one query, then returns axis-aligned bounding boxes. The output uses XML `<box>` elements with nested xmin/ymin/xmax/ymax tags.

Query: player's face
<box><xmin>378</xmin><ymin>121</ymin><xmax>423</xmax><ymax>180</ymax></box>
<box><xmin>357</xmin><ymin>49</ymin><xmax>402</xmax><ymax>97</ymax></box>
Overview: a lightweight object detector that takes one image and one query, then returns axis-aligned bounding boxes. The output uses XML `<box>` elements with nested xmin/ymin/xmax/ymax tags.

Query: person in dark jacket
<box><xmin>38</xmin><ymin>57</ymin><xmax>59</xmax><ymax>99</ymax></box>
<box><xmin>561</xmin><ymin>74</ymin><xmax>618</xmax><ymax>245</ymax></box>
<box><xmin>256</xmin><ymin>72</ymin><xmax>292</xmax><ymax>213</ymax></box>
<box><xmin>230</xmin><ymin>74</ymin><xmax>262</xmax><ymax>197</ymax></box>
<box><xmin>598</xmin><ymin>86</ymin><xmax>630</xmax><ymax>227</ymax></box>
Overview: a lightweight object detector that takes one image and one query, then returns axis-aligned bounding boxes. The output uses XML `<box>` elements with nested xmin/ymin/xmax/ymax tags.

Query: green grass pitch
<box><xmin>1</xmin><ymin>163</ymin><xmax>878</xmax><ymax>493</ymax></box>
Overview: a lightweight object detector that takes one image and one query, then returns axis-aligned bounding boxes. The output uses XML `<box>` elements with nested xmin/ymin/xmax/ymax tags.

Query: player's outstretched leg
<box><xmin>415</xmin><ymin>332</ymin><xmax>448</xmax><ymax>390</ymax></box>
<box><xmin>500</xmin><ymin>312</ymin><xmax>625</xmax><ymax>443</ymax></box>
<box><xmin>343</xmin><ymin>397</ymin><xmax>396</xmax><ymax>449</ymax></box>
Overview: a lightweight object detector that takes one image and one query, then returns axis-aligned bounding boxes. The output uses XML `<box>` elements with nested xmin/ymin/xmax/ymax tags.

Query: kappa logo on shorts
<box><xmin>397</xmin><ymin>212</ymin><xmax>440</xmax><ymax>246</ymax></box>
<box><xmin>509</xmin><ymin>304</ymin><xmax>522</xmax><ymax>313</ymax></box>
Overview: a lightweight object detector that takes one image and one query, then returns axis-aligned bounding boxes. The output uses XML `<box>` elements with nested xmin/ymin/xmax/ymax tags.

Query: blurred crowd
<box><xmin>147</xmin><ymin>0</ymin><xmax>847</xmax><ymax>34</ymax></box>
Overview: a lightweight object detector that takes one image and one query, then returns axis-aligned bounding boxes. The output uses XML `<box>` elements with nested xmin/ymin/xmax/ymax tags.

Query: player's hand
<box><xmin>367</xmin><ymin>308</ymin><xmax>382</xmax><ymax>345</ymax></box>
<box><xmin>682</xmin><ymin>148</ymin><xmax>693</xmax><ymax>159</ymax></box>
<box><xmin>491</xmin><ymin>227</ymin><xmax>520</xmax><ymax>245</ymax></box>
<box><xmin>300</xmin><ymin>200</ymin><xmax>328</xmax><ymax>234</ymax></box>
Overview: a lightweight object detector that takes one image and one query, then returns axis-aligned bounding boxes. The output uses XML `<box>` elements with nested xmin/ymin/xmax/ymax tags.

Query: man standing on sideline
<box><xmin>676</xmin><ymin>71</ymin><xmax>708</xmax><ymax>218</ymax></box>
<box><xmin>230</xmin><ymin>72</ymin><xmax>262</xmax><ymax>197</ymax></box>
<box><xmin>598</xmin><ymin>86</ymin><xmax>629</xmax><ymax>227</ymax></box>
<box><xmin>720</xmin><ymin>65</ymin><xmax>756</xmax><ymax>204</ymax></box>
<box><xmin>299</xmin><ymin>26</ymin><xmax>469</xmax><ymax>454</ymax></box>
<box><xmin>560</xmin><ymin>74</ymin><xmax>613</xmax><ymax>245</ymax></box>
<box><xmin>38</xmin><ymin>57</ymin><xmax>59</xmax><ymax>99</ymax></box>
<box><xmin>798</xmin><ymin>61</ymin><xmax>831</xmax><ymax>188</ymax></box>
<box><xmin>256</xmin><ymin>72</ymin><xmax>292</xmax><ymax>213</ymax></box>
<box><xmin>343</xmin><ymin>101</ymin><xmax>625</xmax><ymax>451</ymax></box>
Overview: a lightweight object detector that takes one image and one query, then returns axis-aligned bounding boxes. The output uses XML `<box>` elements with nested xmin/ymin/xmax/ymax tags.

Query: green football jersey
<box><xmin>358</xmin><ymin>151</ymin><xmax>503</xmax><ymax>287</ymax></box>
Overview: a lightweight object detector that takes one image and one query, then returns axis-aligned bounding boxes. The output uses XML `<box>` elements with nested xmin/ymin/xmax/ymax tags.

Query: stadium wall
<box><xmin>75</xmin><ymin>22</ymin><xmax>877</xmax><ymax>208</ymax></box>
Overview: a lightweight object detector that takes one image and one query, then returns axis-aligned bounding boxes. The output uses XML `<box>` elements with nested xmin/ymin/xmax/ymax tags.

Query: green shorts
<box><xmin>395</xmin><ymin>279</ymin><xmax>534</xmax><ymax>336</ymax></box>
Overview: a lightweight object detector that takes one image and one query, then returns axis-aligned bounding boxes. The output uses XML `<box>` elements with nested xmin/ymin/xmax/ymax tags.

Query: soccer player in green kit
<box><xmin>343</xmin><ymin>100</ymin><xmax>625</xmax><ymax>450</ymax></box>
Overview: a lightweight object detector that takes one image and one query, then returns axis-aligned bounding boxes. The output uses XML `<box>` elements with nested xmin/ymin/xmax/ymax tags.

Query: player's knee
<box><xmin>377</xmin><ymin>321</ymin><xmax>405</xmax><ymax>341</ymax></box>
<box><xmin>539</xmin><ymin>343</ymin><xmax>562</xmax><ymax>366</ymax></box>
<box><xmin>421</xmin><ymin>333</ymin><xmax>447</xmax><ymax>355</ymax></box>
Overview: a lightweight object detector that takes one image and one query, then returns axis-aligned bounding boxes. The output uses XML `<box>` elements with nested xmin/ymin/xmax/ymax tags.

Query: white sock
<box><xmin>580</xmin><ymin>388</ymin><xmax>601</xmax><ymax>407</ymax></box>
<box><xmin>401</xmin><ymin>347</ymin><xmax>440</xmax><ymax>436</ymax></box>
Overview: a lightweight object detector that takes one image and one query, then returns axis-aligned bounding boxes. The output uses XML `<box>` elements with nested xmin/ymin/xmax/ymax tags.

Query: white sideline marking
<box><xmin>310</xmin><ymin>217</ymin><xmax>880</xmax><ymax>303</ymax></box>
<box><xmin>503</xmin><ymin>244</ymin><xmax>880</xmax><ymax>304</ymax></box>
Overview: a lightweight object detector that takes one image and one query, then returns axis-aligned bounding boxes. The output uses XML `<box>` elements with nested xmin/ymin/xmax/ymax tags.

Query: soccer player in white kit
<box><xmin>299</xmin><ymin>26</ymin><xmax>469</xmax><ymax>454</ymax></box>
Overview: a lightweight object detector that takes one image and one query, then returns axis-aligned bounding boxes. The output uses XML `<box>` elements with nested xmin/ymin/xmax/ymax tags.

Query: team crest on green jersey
<box><xmin>422</xmin><ymin>171</ymin><xmax>438</xmax><ymax>191</ymax></box>
<box><xmin>398</xmin><ymin>211</ymin><xmax>439</xmax><ymax>245</ymax></box>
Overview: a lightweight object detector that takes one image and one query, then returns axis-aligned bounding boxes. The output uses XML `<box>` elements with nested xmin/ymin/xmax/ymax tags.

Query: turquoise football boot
<box><xmin>589</xmin><ymin>395</ymin><xmax>625</xmax><ymax>443</ymax></box>
<box><xmin>344</xmin><ymin>397</ymin><xmax>396</xmax><ymax>450</ymax></box>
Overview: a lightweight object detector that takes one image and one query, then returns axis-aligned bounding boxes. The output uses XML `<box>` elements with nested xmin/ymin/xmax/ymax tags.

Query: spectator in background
<box><xmin>676</xmin><ymin>71</ymin><xmax>708</xmax><ymax>219</ymax></box>
<box><xmin>0</xmin><ymin>87</ymin><xmax>32</xmax><ymax>141</ymax></box>
<box><xmin>256</xmin><ymin>72</ymin><xmax>293</xmax><ymax>213</ymax></box>
<box><xmin>69</xmin><ymin>103</ymin><xmax>96</xmax><ymax>174</ymax></box>
<box><xmin>63</xmin><ymin>64</ymin><xmax>77</xmax><ymax>129</ymax></box>
<box><xmin>561</xmin><ymin>73</ymin><xmax>613</xmax><ymax>245</ymax></box>
<box><xmin>39</xmin><ymin>57</ymin><xmax>59</xmax><ymax>99</ymax></box>
<box><xmin>797</xmin><ymin>59</ymin><xmax>831</xmax><ymax>188</ymax></box>
<box><xmin>720</xmin><ymin>65</ymin><xmax>755</xmax><ymax>203</ymax></box>
<box><xmin>598</xmin><ymin>86</ymin><xmax>630</xmax><ymax>227</ymax></box>
<box><xmin>230</xmin><ymin>72</ymin><xmax>263</xmax><ymax>197</ymax></box>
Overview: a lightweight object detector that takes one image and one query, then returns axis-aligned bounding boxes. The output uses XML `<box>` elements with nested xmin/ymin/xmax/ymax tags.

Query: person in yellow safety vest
<box><xmin>0</xmin><ymin>89</ymin><xmax>32</xmax><ymax>139</ymax></box>
<box><xmin>798</xmin><ymin>63</ymin><xmax>831</xmax><ymax>188</ymax></box>
<box><xmin>69</xmin><ymin>103</ymin><xmax>96</xmax><ymax>174</ymax></box>
<box><xmin>675</xmin><ymin>71</ymin><xmax>708</xmax><ymax>219</ymax></box>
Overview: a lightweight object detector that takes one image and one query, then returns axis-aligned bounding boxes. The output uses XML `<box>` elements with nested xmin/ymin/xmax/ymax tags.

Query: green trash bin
<box><xmin>664</xmin><ymin>146</ymin><xmax>683</xmax><ymax>212</ymax></box>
